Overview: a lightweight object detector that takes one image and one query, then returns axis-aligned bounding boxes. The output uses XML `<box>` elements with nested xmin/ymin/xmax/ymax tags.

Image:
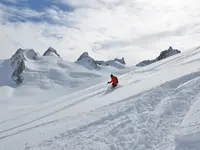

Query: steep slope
<box><xmin>1</xmin><ymin>46</ymin><xmax>200</xmax><ymax>150</ymax></box>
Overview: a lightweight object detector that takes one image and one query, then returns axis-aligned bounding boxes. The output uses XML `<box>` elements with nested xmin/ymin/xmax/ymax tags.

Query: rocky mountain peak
<box><xmin>43</xmin><ymin>47</ymin><xmax>61</xmax><ymax>58</ymax></box>
<box><xmin>76</xmin><ymin>52</ymin><xmax>99</xmax><ymax>69</ymax></box>
<box><xmin>9</xmin><ymin>48</ymin><xmax>38</xmax><ymax>85</ymax></box>
<box><xmin>77</xmin><ymin>52</ymin><xmax>89</xmax><ymax>61</ymax></box>
<box><xmin>156</xmin><ymin>46</ymin><xmax>181</xmax><ymax>61</ymax></box>
<box><xmin>136</xmin><ymin>46</ymin><xmax>181</xmax><ymax>67</ymax></box>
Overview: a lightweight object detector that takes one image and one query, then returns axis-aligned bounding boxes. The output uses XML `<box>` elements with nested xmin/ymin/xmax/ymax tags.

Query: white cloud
<box><xmin>1</xmin><ymin>0</ymin><xmax>200</xmax><ymax>65</ymax></box>
<box><xmin>0</xmin><ymin>3</ymin><xmax>43</xmax><ymax>22</ymax></box>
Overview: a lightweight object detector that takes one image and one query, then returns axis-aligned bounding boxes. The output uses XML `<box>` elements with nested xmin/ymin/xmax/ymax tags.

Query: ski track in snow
<box><xmin>0</xmin><ymin>83</ymin><xmax>107</xmax><ymax>126</ymax></box>
<box><xmin>1</xmin><ymin>47</ymin><xmax>200</xmax><ymax>150</ymax></box>
<box><xmin>0</xmin><ymin>85</ymin><xmax>106</xmax><ymax>138</ymax></box>
<box><xmin>23</xmin><ymin>71</ymin><xmax>200</xmax><ymax>150</ymax></box>
<box><xmin>0</xmin><ymin>78</ymin><xmax>125</xmax><ymax>141</ymax></box>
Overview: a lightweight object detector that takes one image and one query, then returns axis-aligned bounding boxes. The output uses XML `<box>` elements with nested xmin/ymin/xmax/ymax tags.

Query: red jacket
<box><xmin>110</xmin><ymin>76</ymin><xmax>118</xmax><ymax>85</ymax></box>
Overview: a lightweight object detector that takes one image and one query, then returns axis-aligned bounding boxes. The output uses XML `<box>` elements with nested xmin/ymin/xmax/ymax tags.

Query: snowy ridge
<box><xmin>76</xmin><ymin>52</ymin><xmax>126</xmax><ymax>69</ymax></box>
<box><xmin>96</xmin><ymin>57</ymin><xmax>126</xmax><ymax>69</ymax></box>
<box><xmin>136</xmin><ymin>46</ymin><xmax>181</xmax><ymax>67</ymax></box>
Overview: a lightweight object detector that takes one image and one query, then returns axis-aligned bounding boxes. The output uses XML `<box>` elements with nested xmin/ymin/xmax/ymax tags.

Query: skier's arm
<box><xmin>108</xmin><ymin>78</ymin><xmax>114</xmax><ymax>84</ymax></box>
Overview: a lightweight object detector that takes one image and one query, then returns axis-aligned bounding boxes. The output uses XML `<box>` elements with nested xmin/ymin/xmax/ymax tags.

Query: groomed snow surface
<box><xmin>1</xmin><ymin>47</ymin><xmax>200</xmax><ymax>150</ymax></box>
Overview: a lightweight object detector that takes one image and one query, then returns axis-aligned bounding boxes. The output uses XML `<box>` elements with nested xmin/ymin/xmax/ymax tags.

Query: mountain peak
<box><xmin>10</xmin><ymin>48</ymin><xmax>38</xmax><ymax>61</ymax></box>
<box><xmin>43</xmin><ymin>47</ymin><xmax>61</xmax><ymax>58</ymax></box>
<box><xmin>76</xmin><ymin>52</ymin><xmax>100</xmax><ymax>69</ymax></box>
<box><xmin>76</xmin><ymin>52</ymin><xmax>127</xmax><ymax>69</ymax></box>
<box><xmin>156</xmin><ymin>47</ymin><xmax>181</xmax><ymax>61</ymax></box>
<box><xmin>77</xmin><ymin>52</ymin><xmax>89</xmax><ymax>61</ymax></box>
<box><xmin>114</xmin><ymin>57</ymin><xmax>126</xmax><ymax>65</ymax></box>
<box><xmin>136</xmin><ymin>46</ymin><xmax>181</xmax><ymax>67</ymax></box>
<box><xmin>10</xmin><ymin>48</ymin><xmax>38</xmax><ymax>84</ymax></box>
<box><xmin>168</xmin><ymin>46</ymin><xmax>173</xmax><ymax>50</ymax></box>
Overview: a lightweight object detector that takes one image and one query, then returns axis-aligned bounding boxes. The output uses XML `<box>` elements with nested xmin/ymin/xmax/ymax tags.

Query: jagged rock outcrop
<box><xmin>10</xmin><ymin>48</ymin><xmax>38</xmax><ymax>84</ymax></box>
<box><xmin>11</xmin><ymin>59</ymin><xmax>25</xmax><ymax>85</ymax></box>
<box><xmin>136</xmin><ymin>46</ymin><xmax>181</xmax><ymax>67</ymax></box>
<box><xmin>43</xmin><ymin>47</ymin><xmax>61</xmax><ymax>58</ymax></box>
<box><xmin>156</xmin><ymin>46</ymin><xmax>181</xmax><ymax>61</ymax></box>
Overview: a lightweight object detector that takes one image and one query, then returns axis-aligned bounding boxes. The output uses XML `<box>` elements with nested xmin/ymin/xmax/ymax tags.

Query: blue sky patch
<box><xmin>1</xmin><ymin>0</ymin><xmax>74</xmax><ymax>24</ymax></box>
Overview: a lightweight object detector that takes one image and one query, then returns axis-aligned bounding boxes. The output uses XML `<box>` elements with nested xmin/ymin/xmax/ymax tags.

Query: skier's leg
<box><xmin>112</xmin><ymin>83</ymin><xmax>117</xmax><ymax>88</ymax></box>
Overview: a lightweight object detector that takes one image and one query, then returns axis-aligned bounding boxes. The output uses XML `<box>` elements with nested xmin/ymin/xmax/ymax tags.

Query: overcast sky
<box><xmin>1</xmin><ymin>0</ymin><xmax>200</xmax><ymax>65</ymax></box>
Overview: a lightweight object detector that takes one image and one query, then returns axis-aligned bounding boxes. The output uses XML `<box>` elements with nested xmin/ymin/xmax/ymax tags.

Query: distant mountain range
<box><xmin>136</xmin><ymin>46</ymin><xmax>181</xmax><ymax>67</ymax></box>
<box><xmin>2</xmin><ymin>47</ymin><xmax>127</xmax><ymax>85</ymax></box>
<box><xmin>76</xmin><ymin>52</ymin><xmax>126</xmax><ymax>70</ymax></box>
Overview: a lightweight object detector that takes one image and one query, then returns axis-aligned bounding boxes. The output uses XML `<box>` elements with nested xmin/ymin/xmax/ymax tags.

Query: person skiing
<box><xmin>108</xmin><ymin>74</ymin><xmax>118</xmax><ymax>88</ymax></box>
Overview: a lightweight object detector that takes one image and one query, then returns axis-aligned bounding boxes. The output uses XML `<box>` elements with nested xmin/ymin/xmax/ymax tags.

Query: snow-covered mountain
<box><xmin>76</xmin><ymin>52</ymin><xmax>126</xmax><ymax>70</ymax></box>
<box><xmin>43</xmin><ymin>47</ymin><xmax>61</xmax><ymax>58</ymax></box>
<box><xmin>10</xmin><ymin>48</ymin><xmax>38</xmax><ymax>85</ymax></box>
<box><xmin>1</xmin><ymin>46</ymin><xmax>200</xmax><ymax>150</ymax></box>
<box><xmin>76</xmin><ymin>52</ymin><xmax>100</xmax><ymax>69</ymax></box>
<box><xmin>136</xmin><ymin>46</ymin><xmax>181</xmax><ymax>67</ymax></box>
<box><xmin>0</xmin><ymin>48</ymin><xmax>129</xmax><ymax>102</ymax></box>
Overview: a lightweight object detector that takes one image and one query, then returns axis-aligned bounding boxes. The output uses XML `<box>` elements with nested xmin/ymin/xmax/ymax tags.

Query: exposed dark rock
<box><xmin>11</xmin><ymin>59</ymin><xmax>25</xmax><ymax>85</ymax></box>
<box><xmin>76</xmin><ymin>52</ymin><xmax>100</xmax><ymax>69</ymax></box>
<box><xmin>43</xmin><ymin>47</ymin><xmax>61</xmax><ymax>58</ymax></box>
<box><xmin>136</xmin><ymin>46</ymin><xmax>181</xmax><ymax>67</ymax></box>
<box><xmin>156</xmin><ymin>46</ymin><xmax>181</xmax><ymax>61</ymax></box>
<box><xmin>10</xmin><ymin>48</ymin><xmax>26</xmax><ymax>85</ymax></box>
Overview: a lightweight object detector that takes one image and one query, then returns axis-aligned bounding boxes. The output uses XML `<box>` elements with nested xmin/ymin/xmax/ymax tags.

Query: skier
<box><xmin>107</xmin><ymin>74</ymin><xmax>118</xmax><ymax>88</ymax></box>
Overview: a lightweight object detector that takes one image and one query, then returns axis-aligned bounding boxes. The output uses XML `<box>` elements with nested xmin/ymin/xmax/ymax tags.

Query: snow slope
<box><xmin>1</xmin><ymin>46</ymin><xmax>200</xmax><ymax>150</ymax></box>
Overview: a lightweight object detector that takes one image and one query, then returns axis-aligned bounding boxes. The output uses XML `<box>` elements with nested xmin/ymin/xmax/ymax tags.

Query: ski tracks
<box><xmin>0</xmin><ymin>83</ymin><xmax>108</xmax><ymax>141</ymax></box>
<box><xmin>0</xmin><ymin>74</ymin><xmax>131</xmax><ymax>144</ymax></box>
<box><xmin>25</xmin><ymin>72</ymin><xmax>200</xmax><ymax>150</ymax></box>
